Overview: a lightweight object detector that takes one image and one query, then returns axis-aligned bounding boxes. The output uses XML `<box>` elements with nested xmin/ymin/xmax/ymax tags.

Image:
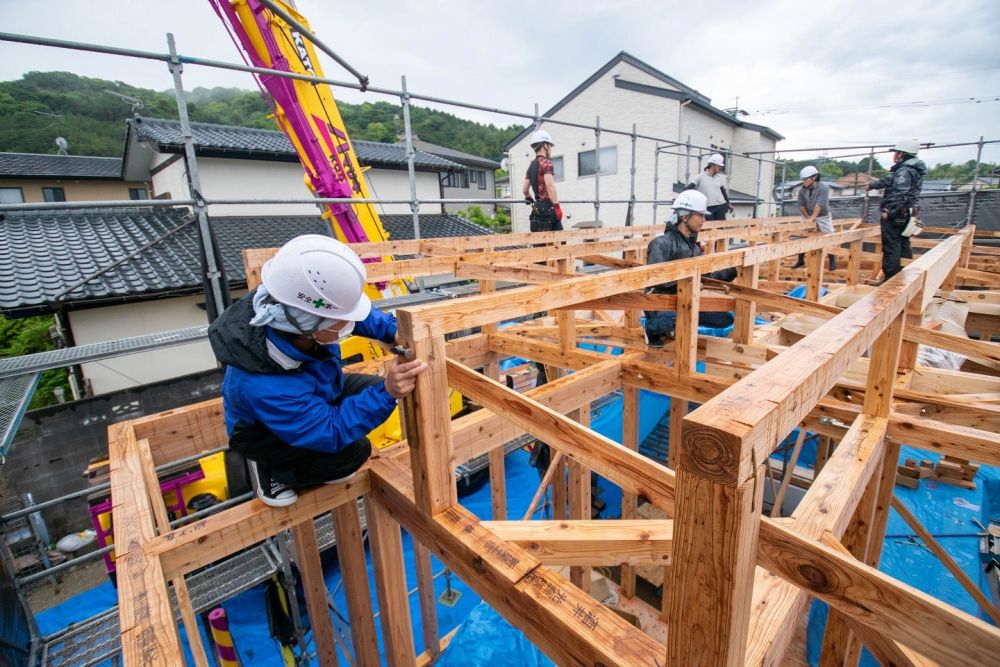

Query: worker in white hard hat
<box><xmin>866</xmin><ymin>140</ymin><xmax>927</xmax><ymax>281</ymax></box>
<box><xmin>791</xmin><ymin>165</ymin><xmax>836</xmax><ymax>272</ymax></box>
<box><xmin>687</xmin><ymin>152</ymin><xmax>734</xmax><ymax>220</ymax></box>
<box><xmin>522</xmin><ymin>128</ymin><xmax>564</xmax><ymax>232</ymax></box>
<box><xmin>642</xmin><ymin>190</ymin><xmax>738</xmax><ymax>346</ymax></box>
<box><xmin>208</xmin><ymin>235</ymin><xmax>427</xmax><ymax>507</ymax></box>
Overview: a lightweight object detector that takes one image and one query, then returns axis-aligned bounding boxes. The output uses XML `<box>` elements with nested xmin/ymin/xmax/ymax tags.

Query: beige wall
<box><xmin>68</xmin><ymin>291</ymin><xmax>245</xmax><ymax>395</ymax></box>
<box><xmin>0</xmin><ymin>178</ymin><xmax>151</xmax><ymax>203</ymax></box>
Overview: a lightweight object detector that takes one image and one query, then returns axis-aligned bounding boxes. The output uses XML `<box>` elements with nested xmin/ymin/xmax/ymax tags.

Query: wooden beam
<box><xmin>331</xmin><ymin>501</ymin><xmax>381</xmax><ymax>665</ymax></box>
<box><xmin>567</xmin><ymin>292</ymin><xmax>736</xmax><ymax>313</ymax></box>
<box><xmin>291</xmin><ymin>520</ymin><xmax>340</xmax><ymax>667</ymax></box>
<box><xmin>365</xmin><ymin>495</ymin><xmax>418</xmax><ymax>666</ymax></box>
<box><xmin>481</xmin><ymin>519</ymin><xmax>673</xmax><ymax>566</ymax></box>
<box><xmin>577</xmin><ymin>253</ymin><xmax>643</xmax><ymax>269</ymax></box>
<box><xmin>446</xmin><ymin>359</ymin><xmax>677</xmax><ymax>514</ymax></box>
<box><xmin>109</xmin><ymin>422</ymin><xmax>183</xmax><ymax>667</ymax></box>
<box><xmin>757</xmin><ymin>519</ymin><xmax>1000</xmax><ymax>666</ymax></box>
<box><xmin>455</xmin><ymin>260</ymin><xmax>577</xmax><ymax>284</ymax></box>
<box><xmin>369</xmin><ymin>459</ymin><xmax>666</xmax><ymax>667</ymax></box>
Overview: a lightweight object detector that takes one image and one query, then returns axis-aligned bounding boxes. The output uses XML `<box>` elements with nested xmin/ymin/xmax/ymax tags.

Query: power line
<box><xmin>750</xmin><ymin>95</ymin><xmax>999</xmax><ymax>116</ymax></box>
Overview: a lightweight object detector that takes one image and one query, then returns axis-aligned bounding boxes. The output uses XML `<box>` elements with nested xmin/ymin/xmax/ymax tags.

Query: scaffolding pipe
<box><xmin>594</xmin><ymin>115</ymin><xmax>601</xmax><ymax>225</ymax></box>
<box><xmin>966</xmin><ymin>136</ymin><xmax>985</xmax><ymax>227</ymax></box>
<box><xmin>0</xmin><ymin>198</ymin><xmax>195</xmax><ymax>212</ymax></box>
<box><xmin>167</xmin><ymin>33</ymin><xmax>230</xmax><ymax>322</ymax></box>
<box><xmin>862</xmin><ymin>147</ymin><xmax>875</xmax><ymax>222</ymax></box>
<box><xmin>627</xmin><ymin>123</ymin><xmax>637</xmax><ymax>226</ymax></box>
<box><xmin>754</xmin><ymin>153</ymin><xmax>763</xmax><ymax>219</ymax></box>
<box><xmin>652</xmin><ymin>142</ymin><xmax>661</xmax><ymax>224</ymax></box>
<box><xmin>779</xmin><ymin>162</ymin><xmax>787</xmax><ymax>216</ymax></box>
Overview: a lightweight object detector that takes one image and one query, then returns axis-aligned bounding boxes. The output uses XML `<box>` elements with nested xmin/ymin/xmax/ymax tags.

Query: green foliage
<box><xmin>925</xmin><ymin>160</ymin><xmax>1000</xmax><ymax>185</ymax></box>
<box><xmin>0</xmin><ymin>314</ymin><xmax>70</xmax><ymax>409</ymax></box>
<box><xmin>818</xmin><ymin>162</ymin><xmax>843</xmax><ymax>179</ymax></box>
<box><xmin>454</xmin><ymin>205</ymin><xmax>511</xmax><ymax>231</ymax></box>
<box><xmin>0</xmin><ymin>71</ymin><xmax>523</xmax><ymax>160</ymax></box>
<box><xmin>775</xmin><ymin>156</ymin><xmax>887</xmax><ymax>184</ymax></box>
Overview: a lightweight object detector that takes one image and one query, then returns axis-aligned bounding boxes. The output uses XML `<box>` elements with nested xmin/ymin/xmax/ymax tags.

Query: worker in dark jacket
<box><xmin>867</xmin><ymin>139</ymin><xmax>927</xmax><ymax>281</ymax></box>
<box><xmin>209</xmin><ymin>235</ymin><xmax>427</xmax><ymax>507</ymax></box>
<box><xmin>644</xmin><ymin>190</ymin><xmax>738</xmax><ymax>346</ymax></box>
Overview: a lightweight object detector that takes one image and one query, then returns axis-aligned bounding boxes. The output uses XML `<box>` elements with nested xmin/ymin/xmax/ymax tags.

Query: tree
<box><xmin>818</xmin><ymin>162</ymin><xmax>843</xmax><ymax>179</ymax></box>
<box><xmin>0</xmin><ymin>314</ymin><xmax>70</xmax><ymax>409</ymax></box>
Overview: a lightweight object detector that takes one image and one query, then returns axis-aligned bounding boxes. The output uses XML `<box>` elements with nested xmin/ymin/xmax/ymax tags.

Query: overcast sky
<box><xmin>1</xmin><ymin>0</ymin><xmax>998</xmax><ymax>166</ymax></box>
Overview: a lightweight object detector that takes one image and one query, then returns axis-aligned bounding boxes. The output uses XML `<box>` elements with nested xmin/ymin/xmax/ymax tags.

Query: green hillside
<box><xmin>0</xmin><ymin>71</ymin><xmax>523</xmax><ymax>160</ymax></box>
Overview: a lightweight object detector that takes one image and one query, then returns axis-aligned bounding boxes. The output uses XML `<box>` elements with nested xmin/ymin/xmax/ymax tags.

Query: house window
<box><xmin>129</xmin><ymin>187</ymin><xmax>148</xmax><ymax>200</ymax></box>
<box><xmin>469</xmin><ymin>169</ymin><xmax>487</xmax><ymax>190</ymax></box>
<box><xmin>0</xmin><ymin>187</ymin><xmax>24</xmax><ymax>203</ymax></box>
<box><xmin>443</xmin><ymin>171</ymin><xmax>469</xmax><ymax>188</ymax></box>
<box><xmin>551</xmin><ymin>156</ymin><xmax>565</xmax><ymax>182</ymax></box>
<box><xmin>578</xmin><ymin>146</ymin><xmax>617</xmax><ymax>177</ymax></box>
<box><xmin>42</xmin><ymin>187</ymin><xmax>66</xmax><ymax>202</ymax></box>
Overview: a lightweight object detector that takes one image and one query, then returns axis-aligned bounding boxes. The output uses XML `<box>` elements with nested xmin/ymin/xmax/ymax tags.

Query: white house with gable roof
<box><xmin>504</xmin><ymin>52</ymin><xmax>783</xmax><ymax>232</ymax></box>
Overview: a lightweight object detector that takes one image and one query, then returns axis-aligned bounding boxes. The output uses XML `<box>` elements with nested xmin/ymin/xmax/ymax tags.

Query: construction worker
<box><xmin>643</xmin><ymin>190</ymin><xmax>738</xmax><ymax>346</ymax></box>
<box><xmin>208</xmin><ymin>235</ymin><xmax>427</xmax><ymax>507</ymax></box>
<box><xmin>522</xmin><ymin>129</ymin><xmax>564</xmax><ymax>232</ymax></box>
<box><xmin>687</xmin><ymin>153</ymin><xmax>734</xmax><ymax>220</ymax></box>
<box><xmin>867</xmin><ymin>139</ymin><xmax>927</xmax><ymax>281</ymax></box>
<box><xmin>792</xmin><ymin>165</ymin><xmax>836</xmax><ymax>271</ymax></box>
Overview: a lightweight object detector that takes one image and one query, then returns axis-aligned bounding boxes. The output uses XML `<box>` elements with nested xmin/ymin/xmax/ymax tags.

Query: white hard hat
<box><xmin>892</xmin><ymin>139</ymin><xmax>920</xmax><ymax>155</ymax></box>
<box><xmin>261</xmin><ymin>235</ymin><xmax>371</xmax><ymax>322</ymax></box>
<box><xmin>800</xmin><ymin>165</ymin><xmax>819</xmax><ymax>179</ymax></box>
<box><xmin>707</xmin><ymin>153</ymin><xmax>725</xmax><ymax>167</ymax></box>
<box><xmin>529</xmin><ymin>129</ymin><xmax>554</xmax><ymax>147</ymax></box>
<box><xmin>671</xmin><ymin>190</ymin><xmax>710</xmax><ymax>215</ymax></box>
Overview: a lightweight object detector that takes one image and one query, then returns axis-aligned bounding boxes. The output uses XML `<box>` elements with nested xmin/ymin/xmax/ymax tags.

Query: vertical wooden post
<box><xmin>806</xmin><ymin>248</ymin><xmax>825</xmax><ymax>302</ymax></box>
<box><xmin>479</xmin><ymin>278</ymin><xmax>507</xmax><ymax>521</ymax></box>
<box><xmin>569</xmin><ymin>406</ymin><xmax>592</xmax><ymax>593</ymax></box>
<box><xmin>846</xmin><ymin>239</ymin><xmax>862</xmax><ymax>287</ymax></box>
<box><xmin>732</xmin><ymin>264</ymin><xmax>759</xmax><ymax>345</ymax></box>
<box><xmin>137</xmin><ymin>439</ymin><xmax>209</xmax><ymax>667</ymax></box>
<box><xmin>366</xmin><ymin>496</ymin><xmax>417</xmax><ymax>667</ymax></box>
<box><xmin>668</xmin><ymin>274</ymin><xmax>699</xmax><ymax>470</ymax></box>
<box><xmin>820</xmin><ymin>311</ymin><xmax>906</xmax><ymax>667</ymax></box>
<box><xmin>768</xmin><ymin>231</ymin><xmax>784</xmax><ymax>281</ymax></box>
<box><xmin>291</xmin><ymin>519</ymin><xmax>340</xmax><ymax>667</ymax></box>
<box><xmin>413</xmin><ymin>542</ymin><xmax>441</xmax><ymax>663</ymax></box>
<box><xmin>331</xmin><ymin>502</ymin><xmax>381</xmax><ymax>666</ymax></box>
<box><xmin>396</xmin><ymin>313</ymin><xmax>457</xmax><ymax>516</ymax></box>
<box><xmin>667</xmin><ymin>425</ymin><xmax>764</xmax><ymax>665</ymax></box>
<box><xmin>620</xmin><ymin>246</ymin><xmax>643</xmax><ymax>599</ymax></box>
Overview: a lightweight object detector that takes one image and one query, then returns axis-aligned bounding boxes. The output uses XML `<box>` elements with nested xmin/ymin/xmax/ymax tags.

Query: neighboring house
<box><xmin>922</xmin><ymin>179</ymin><xmax>955</xmax><ymax>193</ymax></box>
<box><xmin>956</xmin><ymin>177</ymin><xmax>1000</xmax><ymax>190</ymax></box>
<box><xmin>0</xmin><ymin>208</ymin><xmax>492</xmax><ymax>396</ymax></box>
<box><xmin>0</xmin><ymin>152</ymin><xmax>151</xmax><ymax>204</ymax></box>
<box><xmin>835</xmin><ymin>172</ymin><xmax>872</xmax><ymax>197</ymax></box>
<box><xmin>504</xmin><ymin>51</ymin><xmax>783</xmax><ymax>231</ymax></box>
<box><xmin>123</xmin><ymin>117</ymin><xmax>467</xmax><ymax>217</ymax></box>
<box><xmin>394</xmin><ymin>136</ymin><xmax>501</xmax><ymax>213</ymax></box>
<box><xmin>496</xmin><ymin>174</ymin><xmax>511</xmax><ymax>200</ymax></box>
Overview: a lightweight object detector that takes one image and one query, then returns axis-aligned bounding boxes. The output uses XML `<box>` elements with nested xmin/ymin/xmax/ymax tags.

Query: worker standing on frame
<box><xmin>208</xmin><ymin>235</ymin><xmax>427</xmax><ymax>507</ymax></box>
<box><xmin>867</xmin><ymin>139</ymin><xmax>927</xmax><ymax>281</ymax></box>
<box><xmin>792</xmin><ymin>165</ymin><xmax>836</xmax><ymax>271</ymax></box>
<box><xmin>523</xmin><ymin>129</ymin><xmax>564</xmax><ymax>232</ymax></box>
<box><xmin>643</xmin><ymin>190</ymin><xmax>737</xmax><ymax>346</ymax></box>
<box><xmin>687</xmin><ymin>153</ymin><xmax>734</xmax><ymax>220</ymax></box>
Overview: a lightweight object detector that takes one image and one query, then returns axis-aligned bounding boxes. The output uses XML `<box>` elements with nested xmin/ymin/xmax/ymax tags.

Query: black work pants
<box><xmin>707</xmin><ymin>204</ymin><xmax>728</xmax><ymax>221</ymax></box>
<box><xmin>881</xmin><ymin>214</ymin><xmax>912</xmax><ymax>281</ymax></box>
<box><xmin>228</xmin><ymin>374</ymin><xmax>380</xmax><ymax>488</ymax></box>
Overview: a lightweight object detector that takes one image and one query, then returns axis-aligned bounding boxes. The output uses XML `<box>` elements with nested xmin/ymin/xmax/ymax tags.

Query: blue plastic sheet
<box><xmin>805</xmin><ymin>447</ymin><xmax>1000</xmax><ymax>665</ymax></box>
<box><xmin>437</xmin><ymin>602</ymin><xmax>554</xmax><ymax>666</ymax></box>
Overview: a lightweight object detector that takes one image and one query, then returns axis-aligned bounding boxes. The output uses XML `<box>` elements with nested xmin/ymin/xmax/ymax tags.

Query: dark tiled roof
<box><xmin>379</xmin><ymin>214</ymin><xmax>494</xmax><ymax>240</ymax></box>
<box><xmin>130</xmin><ymin>117</ymin><xmax>464</xmax><ymax>171</ymax></box>
<box><xmin>0</xmin><ymin>153</ymin><xmax>123</xmax><ymax>179</ymax></box>
<box><xmin>398</xmin><ymin>139</ymin><xmax>501</xmax><ymax>169</ymax></box>
<box><xmin>0</xmin><ymin>209</ymin><xmax>331</xmax><ymax>314</ymax></box>
<box><xmin>0</xmin><ymin>210</ymin><xmax>491</xmax><ymax>314</ymax></box>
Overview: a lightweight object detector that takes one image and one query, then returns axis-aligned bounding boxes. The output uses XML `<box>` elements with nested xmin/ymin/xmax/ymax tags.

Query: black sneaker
<box><xmin>247</xmin><ymin>460</ymin><xmax>298</xmax><ymax>507</ymax></box>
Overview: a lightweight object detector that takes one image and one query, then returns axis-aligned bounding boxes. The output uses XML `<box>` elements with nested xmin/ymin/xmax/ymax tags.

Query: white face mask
<box><xmin>331</xmin><ymin>320</ymin><xmax>355</xmax><ymax>342</ymax></box>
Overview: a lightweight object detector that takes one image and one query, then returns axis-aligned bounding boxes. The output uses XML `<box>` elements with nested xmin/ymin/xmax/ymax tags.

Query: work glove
<box><xmin>554</xmin><ymin>204</ymin><xmax>563</xmax><ymax>222</ymax></box>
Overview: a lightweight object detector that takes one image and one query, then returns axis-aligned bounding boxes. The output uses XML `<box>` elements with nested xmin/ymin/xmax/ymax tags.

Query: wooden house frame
<box><xmin>108</xmin><ymin>218</ymin><xmax>1000</xmax><ymax>666</ymax></box>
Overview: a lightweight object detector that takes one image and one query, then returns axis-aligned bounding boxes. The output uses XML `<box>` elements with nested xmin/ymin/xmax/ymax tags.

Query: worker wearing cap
<box><xmin>867</xmin><ymin>140</ymin><xmax>927</xmax><ymax>281</ymax></box>
<box><xmin>208</xmin><ymin>235</ymin><xmax>427</xmax><ymax>507</ymax></box>
<box><xmin>522</xmin><ymin>129</ymin><xmax>564</xmax><ymax>232</ymax></box>
<box><xmin>643</xmin><ymin>190</ymin><xmax>738</xmax><ymax>346</ymax></box>
<box><xmin>687</xmin><ymin>153</ymin><xmax>734</xmax><ymax>220</ymax></box>
<box><xmin>792</xmin><ymin>165</ymin><xmax>836</xmax><ymax>271</ymax></box>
